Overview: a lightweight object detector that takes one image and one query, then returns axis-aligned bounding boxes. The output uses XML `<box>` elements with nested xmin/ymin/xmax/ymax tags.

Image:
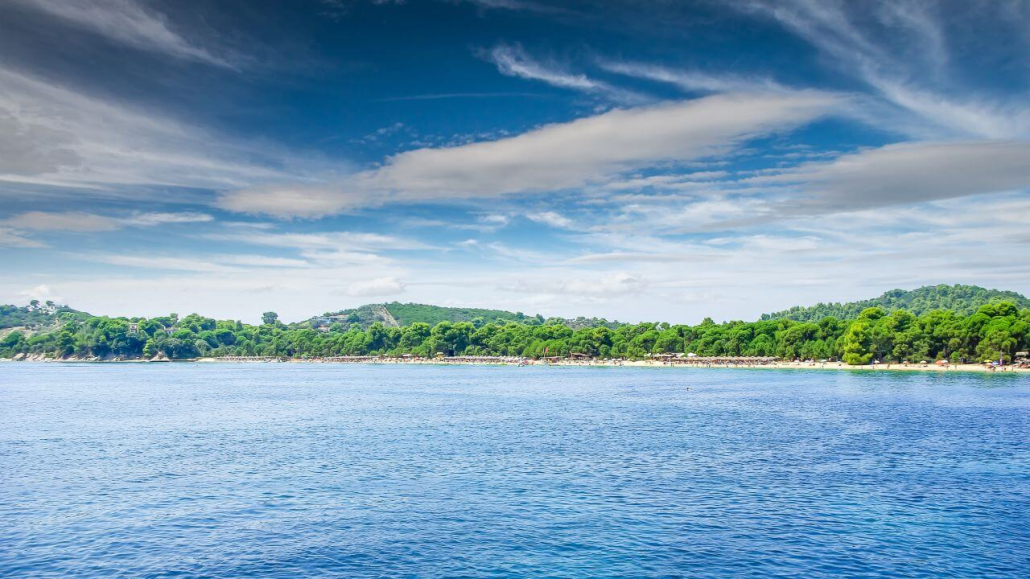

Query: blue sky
<box><xmin>1</xmin><ymin>0</ymin><xmax>1029</xmax><ymax>323</ymax></box>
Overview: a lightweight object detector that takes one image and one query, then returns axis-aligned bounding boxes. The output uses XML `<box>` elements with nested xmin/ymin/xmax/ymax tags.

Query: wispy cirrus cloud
<box><xmin>83</xmin><ymin>253</ymin><xmax>311</xmax><ymax>273</ymax></box>
<box><xmin>527</xmin><ymin>211</ymin><xmax>574</xmax><ymax>229</ymax></box>
<box><xmin>119</xmin><ymin>212</ymin><xmax>214</xmax><ymax>226</ymax></box>
<box><xmin>9</xmin><ymin>0</ymin><xmax>236</xmax><ymax>68</ymax></box>
<box><xmin>483</xmin><ymin>43</ymin><xmax>647</xmax><ymax>104</ymax></box>
<box><xmin>2</xmin><ymin>211</ymin><xmax>121</xmax><ymax>232</ymax></box>
<box><xmin>203</xmin><ymin>230</ymin><xmax>435</xmax><ymax>252</ymax></box>
<box><xmin>2</xmin><ymin>211</ymin><xmax>214</xmax><ymax>231</ymax></box>
<box><xmin>598</xmin><ymin>60</ymin><xmax>786</xmax><ymax>94</ymax></box>
<box><xmin>0</xmin><ymin>210</ymin><xmax>217</xmax><ymax>248</ymax></box>
<box><xmin>736</xmin><ymin>0</ymin><xmax>1030</xmax><ymax>139</ymax></box>
<box><xmin>0</xmin><ymin>68</ymin><xmax>299</xmax><ymax>196</ymax></box>
<box><xmin>0</xmin><ymin>227</ymin><xmax>47</xmax><ymax>248</ymax></box>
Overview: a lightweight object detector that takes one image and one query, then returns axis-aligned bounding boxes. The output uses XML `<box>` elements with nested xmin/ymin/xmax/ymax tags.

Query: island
<box><xmin>2</xmin><ymin>285</ymin><xmax>1029</xmax><ymax>372</ymax></box>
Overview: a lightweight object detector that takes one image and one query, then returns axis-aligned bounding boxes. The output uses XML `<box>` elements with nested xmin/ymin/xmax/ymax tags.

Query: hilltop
<box><xmin>301</xmin><ymin>302</ymin><xmax>542</xmax><ymax>330</ymax></box>
<box><xmin>761</xmin><ymin>284</ymin><xmax>1030</xmax><ymax>322</ymax></box>
<box><xmin>300</xmin><ymin>302</ymin><xmax>623</xmax><ymax>331</ymax></box>
<box><xmin>0</xmin><ymin>303</ymin><xmax>88</xmax><ymax>330</ymax></box>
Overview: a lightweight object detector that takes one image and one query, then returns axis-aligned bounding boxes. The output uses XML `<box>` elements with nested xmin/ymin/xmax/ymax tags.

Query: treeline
<box><xmin>3</xmin><ymin>303</ymin><xmax>1028</xmax><ymax>364</ymax></box>
<box><xmin>762</xmin><ymin>284</ymin><xmax>1030</xmax><ymax>322</ymax></box>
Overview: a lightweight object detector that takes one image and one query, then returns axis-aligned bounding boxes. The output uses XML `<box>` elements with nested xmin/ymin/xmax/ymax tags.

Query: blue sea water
<box><xmin>1</xmin><ymin>363</ymin><xmax>1028</xmax><ymax>578</ymax></box>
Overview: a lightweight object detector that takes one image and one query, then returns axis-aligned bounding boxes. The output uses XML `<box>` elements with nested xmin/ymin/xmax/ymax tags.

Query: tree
<box><xmin>262</xmin><ymin>312</ymin><xmax>279</xmax><ymax>326</ymax></box>
<box><xmin>841</xmin><ymin>320</ymin><xmax>873</xmax><ymax>365</ymax></box>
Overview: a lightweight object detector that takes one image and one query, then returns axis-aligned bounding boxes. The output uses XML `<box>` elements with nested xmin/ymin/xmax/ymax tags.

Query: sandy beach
<box><xmin>6</xmin><ymin>353</ymin><xmax>1027</xmax><ymax>373</ymax></box>
<box><xmin>192</xmin><ymin>356</ymin><xmax>1030</xmax><ymax>374</ymax></box>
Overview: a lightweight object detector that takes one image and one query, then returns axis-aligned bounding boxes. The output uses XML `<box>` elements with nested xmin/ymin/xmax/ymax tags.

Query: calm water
<box><xmin>1</xmin><ymin>364</ymin><xmax>1028</xmax><ymax>578</ymax></box>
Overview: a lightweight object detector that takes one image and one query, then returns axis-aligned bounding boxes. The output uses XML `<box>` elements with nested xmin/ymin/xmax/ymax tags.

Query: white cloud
<box><xmin>11</xmin><ymin>0</ymin><xmax>234</xmax><ymax>68</ymax></box>
<box><xmin>738</xmin><ymin>0</ymin><xmax>1030</xmax><ymax>139</ymax></box>
<box><xmin>0</xmin><ymin>227</ymin><xmax>47</xmax><ymax>248</ymax></box>
<box><xmin>205</xmin><ymin>230</ymin><xmax>432</xmax><ymax>251</ymax></box>
<box><xmin>121</xmin><ymin>212</ymin><xmax>214</xmax><ymax>226</ymax></box>
<box><xmin>599</xmin><ymin>60</ymin><xmax>785</xmax><ymax>93</ymax></box>
<box><xmin>753</xmin><ymin>141</ymin><xmax>1030</xmax><ymax>209</ymax></box>
<box><xmin>484</xmin><ymin>43</ymin><xmax>644</xmax><ymax>103</ymax></box>
<box><xmin>93</xmin><ymin>255</ymin><xmax>231</xmax><ymax>273</ymax></box>
<box><xmin>18</xmin><ymin>284</ymin><xmax>62</xmax><ymax>303</ymax></box>
<box><xmin>561</xmin><ymin>272</ymin><xmax>647</xmax><ymax>296</ymax></box>
<box><xmin>216</xmin><ymin>184</ymin><xmax>352</xmax><ymax>219</ymax></box>
<box><xmin>0</xmin><ymin>68</ymin><xmax>297</xmax><ymax>196</ymax></box>
<box><xmin>527</xmin><ymin>211</ymin><xmax>574</xmax><ymax>229</ymax></box>
<box><xmin>347</xmin><ymin>277</ymin><xmax>406</xmax><ymax>297</ymax></box>
<box><xmin>601</xmin><ymin>171</ymin><xmax>730</xmax><ymax>192</ymax></box>
<box><xmin>3</xmin><ymin>211</ymin><xmax>120</xmax><ymax>232</ymax></box>
<box><xmin>216</xmin><ymin>92</ymin><xmax>837</xmax><ymax>217</ymax></box>
<box><xmin>481</xmin><ymin>242</ymin><xmax>550</xmax><ymax>263</ymax></box>
<box><xmin>0</xmin><ymin>212</ymin><xmax>216</xmax><ymax>248</ymax></box>
<box><xmin>501</xmin><ymin>272</ymin><xmax>649</xmax><ymax>299</ymax></box>
<box><xmin>217</xmin><ymin>255</ymin><xmax>309</xmax><ymax>268</ymax></box>
<box><xmin>86</xmin><ymin>253</ymin><xmax>313</xmax><ymax>273</ymax></box>
<box><xmin>480</xmin><ymin>214</ymin><xmax>510</xmax><ymax>226</ymax></box>
<box><xmin>368</xmin><ymin>92</ymin><xmax>837</xmax><ymax>199</ymax></box>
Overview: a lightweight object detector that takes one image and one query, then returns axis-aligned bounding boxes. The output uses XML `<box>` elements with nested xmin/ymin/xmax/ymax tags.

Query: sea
<box><xmin>1</xmin><ymin>363</ymin><xmax>1028</xmax><ymax>577</ymax></box>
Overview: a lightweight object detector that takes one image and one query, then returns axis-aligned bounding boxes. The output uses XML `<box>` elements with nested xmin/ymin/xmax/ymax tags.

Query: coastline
<box><xmin>5</xmin><ymin>355</ymin><xmax>1027</xmax><ymax>374</ymax></box>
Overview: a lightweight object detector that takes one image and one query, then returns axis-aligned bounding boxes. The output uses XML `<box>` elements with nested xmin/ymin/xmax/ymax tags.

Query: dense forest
<box><xmin>2</xmin><ymin>298</ymin><xmax>1028</xmax><ymax>365</ymax></box>
<box><xmin>762</xmin><ymin>284</ymin><xmax>1030</xmax><ymax>322</ymax></box>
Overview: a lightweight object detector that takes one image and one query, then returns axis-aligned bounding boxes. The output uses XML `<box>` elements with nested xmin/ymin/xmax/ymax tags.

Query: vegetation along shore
<box><xmin>2</xmin><ymin>285</ymin><xmax>1029</xmax><ymax>371</ymax></box>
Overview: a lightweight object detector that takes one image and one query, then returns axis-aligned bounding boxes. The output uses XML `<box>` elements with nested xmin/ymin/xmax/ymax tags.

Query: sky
<box><xmin>1</xmin><ymin>0</ymin><xmax>1029</xmax><ymax>324</ymax></box>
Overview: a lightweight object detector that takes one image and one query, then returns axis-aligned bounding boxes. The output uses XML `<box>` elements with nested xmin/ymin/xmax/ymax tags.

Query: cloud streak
<box><xmin>368</xmin><ymin>92</ymin><xmax>837</xmax><ymax>198</ymax></box>
<box><xmin>753</xmin><ymin>141</ymin><xmax>1030</xmax><ymax>211</ymax></box>
<box><xmin>484</xmin><ymin>43</ymin><xmax>646</xmax><ymax>104</ymax></box>
<box><xmin>0</xmin><ymin>68</ymin><xmax>297</xmax><ymax>196</ymax></box>
<box><xmin>737</xmin><ymin>0</ymin><xmax>1030</xmax><ymax>139</ymax></box>
<box><xmin>10</xmin><ymin>0</ymin><xmax>235</xmax><ymax>68</ymax></box>
<box><xmin>598</xmin><ymin>60</ymin><xmax>786</xmax><ymax>94</ymax></box>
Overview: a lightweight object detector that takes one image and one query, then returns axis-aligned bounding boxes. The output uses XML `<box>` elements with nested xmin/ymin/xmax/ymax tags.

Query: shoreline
<box><xmin>5</xmin><ymin>355</ymin><xmax>1028</xmax><ymax>374</ymax></box>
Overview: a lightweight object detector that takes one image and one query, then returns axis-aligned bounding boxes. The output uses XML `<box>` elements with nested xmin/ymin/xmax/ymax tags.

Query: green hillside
<box><xmin>304</xmin><ymin>302</ymin><xmax>544</xmax><ymax>330</ymax></box>
<box><xmin>762</xmin><ymin>284</ymin><xmax>1030</xmax><ymax>322</ymax></box>
<box><xmin>384</xmin><ymin>302</ymin><xmax>539</xmax><ymax>326</ymax></box>
<box><xmin>0</xmin><ymin>303</ymin><xmax>87</xmax><ymax>330</ymax></box>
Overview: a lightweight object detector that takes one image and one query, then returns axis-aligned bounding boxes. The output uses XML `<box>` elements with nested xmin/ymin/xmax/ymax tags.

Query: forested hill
<box><xmin>306</xmin><ymin>302</ymin><xmax>541</xmax><ymax>330</ymax></box>
<box><xmin>306</xmin><ymin>302</ymin><xmax>623</xmax><ymax>331</ymax></box>
<box><xmin>385</xmin><ymin>303</ymin><xmax>538</xmax><ymax>327</ymax></box>
<box><xmin>762</xmin><ymin>285</ymin><xmax>1030</xmax><ymax>322</ymax></box>
<box><xmin>0</xmin><ymin>302</ymin><xmax>87</xmax><ymax>330</ymax></box>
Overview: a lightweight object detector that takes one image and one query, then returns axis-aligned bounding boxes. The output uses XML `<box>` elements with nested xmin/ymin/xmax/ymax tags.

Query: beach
<box><xmin>194</xmin><ymin>356</ymin><xmax>1030</xmax><ymax>374</ymax></box>
<box><xmin>6</xmin><ymin>353</ymin><xmax>1027</xmax><ymax>373</ymax></box>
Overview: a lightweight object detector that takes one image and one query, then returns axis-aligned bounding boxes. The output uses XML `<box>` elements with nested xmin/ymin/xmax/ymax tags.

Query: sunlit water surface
<box><xmin>1</xmin><ymin>363</ymin><xmax>1028</xmax><ymax>578</ymax></box>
